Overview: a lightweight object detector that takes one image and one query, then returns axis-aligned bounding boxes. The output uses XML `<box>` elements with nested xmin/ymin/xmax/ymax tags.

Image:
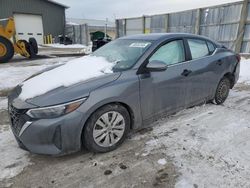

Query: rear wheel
<box><xmin>83</xmin><ymin>104</ymin><xmax>130</xmax><ymax>153</ymax></box>
<box><xmin>213</xmin><ymin>77</ymin><xmax>231</xmax><ymax>105</ymax></box>
<box><xmin>0</xmin><ymin>36</ymin><xmax>14</xmax><ymax>63</ymax></box>
<box><xmin>29</xmin><ymin>38</ymin><xmax>38</xmax><ymax>54</ymax></box>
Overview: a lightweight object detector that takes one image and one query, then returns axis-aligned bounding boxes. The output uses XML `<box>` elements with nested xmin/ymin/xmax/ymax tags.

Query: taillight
<box><xmin>236</xmin><ymin>54</ymin><xmax>241</xmax><ymax>63</ymax></box>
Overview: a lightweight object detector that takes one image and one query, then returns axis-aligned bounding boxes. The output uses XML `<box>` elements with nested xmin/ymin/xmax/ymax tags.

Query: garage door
<box><xmin>14</xmin><ymin>14</ymin><xmax>44</xmax><ymax>44</ymax></box>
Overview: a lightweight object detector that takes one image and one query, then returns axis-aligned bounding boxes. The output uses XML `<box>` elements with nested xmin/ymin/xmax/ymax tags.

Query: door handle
<box><xmin>181</xmin><ymin>69</ymin><xmax>192</xmax><ymax>77</ymax></box>
<box><xmin>216</xmin><ymin>59</ymin><xmax>223</xmax><ymax>65</ymax></box>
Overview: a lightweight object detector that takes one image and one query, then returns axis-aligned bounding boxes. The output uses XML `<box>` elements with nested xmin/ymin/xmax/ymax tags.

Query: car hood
<box><xmin>27</xmin><ymin>72</ymin><xmax>121</xmax><ymax>107</ymax></box>
<box><xmin>10</xmin><ymin>72</ymin><xmax>121</xmax><ymax>108</ymax></box>
<box><xmin>9</xmin><ymin>55</ymin><xmax>122</xmax><ymax>108</ymax></box>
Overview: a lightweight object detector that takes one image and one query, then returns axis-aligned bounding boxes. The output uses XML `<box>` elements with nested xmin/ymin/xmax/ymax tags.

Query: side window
<box><xmin>149</xmin><ymin>40</ymin><xmax>185</xmax><ymax>65</ymax></box>
<box><xmin>207</xmin><ymin>41</ymin><xmax>216</xmax><ymax>54</ymax></box>
<box><xmin>187</xmin><ymin>39</ymin><xmax>209</xmax><ymax>59</ymax></box>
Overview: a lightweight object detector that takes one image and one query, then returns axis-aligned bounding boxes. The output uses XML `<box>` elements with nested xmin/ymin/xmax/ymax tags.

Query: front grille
<box><xmin>9</xmin><ymin>105</ymin><xmax>27</xmax><ymax>136</ymax></box>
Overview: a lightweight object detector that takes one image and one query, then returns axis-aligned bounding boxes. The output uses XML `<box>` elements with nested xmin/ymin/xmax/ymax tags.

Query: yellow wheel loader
<box><xmin>0</xmin><ymin>17</ymin><xmax>38</xmax><ymax>63</ymax></box>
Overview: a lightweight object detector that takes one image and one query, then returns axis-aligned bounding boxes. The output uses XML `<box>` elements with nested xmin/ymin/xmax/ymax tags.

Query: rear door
<box><xmin>139</xmin><ymin>39</ymin><xmax>191</xmax><ymax>122</ymax></box>
<box><xmin>183</xmin><ymin>38</ymin><xmax>219</xmax><ymax>106</ymax></box>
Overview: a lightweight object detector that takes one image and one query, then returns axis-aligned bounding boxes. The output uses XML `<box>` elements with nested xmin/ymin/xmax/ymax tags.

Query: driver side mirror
<box><xmin>146</xmin><ymin>60</ymin><xmax>168</xmax><ymax>72</ymax></box>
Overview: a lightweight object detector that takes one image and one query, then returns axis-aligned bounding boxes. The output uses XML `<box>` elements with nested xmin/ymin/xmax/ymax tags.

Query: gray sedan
<box><xmin>8</xmin><ymin>33</ymin><xmax>240</xmax><ymax>155</ymax></box>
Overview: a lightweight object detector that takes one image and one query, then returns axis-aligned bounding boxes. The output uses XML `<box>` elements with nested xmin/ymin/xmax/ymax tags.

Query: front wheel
<box><xmin>213</xmin><ymin>77</ymin><xmax>231</xmax><ymax>105</ymax></box>
<box><xmin>83</xmin><ymin>104</ymin><xmax>130</xmax><ymax>153</ymax></box>
<box><xmin>0</xmin><ymin>36</ymin><xmax>14</xmax><ymax>63</ymax></box>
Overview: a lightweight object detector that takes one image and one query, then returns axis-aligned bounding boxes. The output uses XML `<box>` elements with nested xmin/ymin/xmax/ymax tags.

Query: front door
<box><xmin>139</xmin><ymin>39</ymin><xmax>190</xmax><ymax>122</ymax></box>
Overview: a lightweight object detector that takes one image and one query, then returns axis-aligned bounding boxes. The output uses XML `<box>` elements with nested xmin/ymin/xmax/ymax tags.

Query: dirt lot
<box><xmin>0</xmin><ymin>55</ymin><xmax>250</xmax><ymax>188</ymax></box>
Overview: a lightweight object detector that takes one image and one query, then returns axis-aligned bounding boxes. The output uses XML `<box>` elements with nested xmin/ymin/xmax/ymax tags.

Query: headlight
<box><xmin>26</xmin><ymin>98</ymin><xmax>87</xmax><ymax>119</ymax></box>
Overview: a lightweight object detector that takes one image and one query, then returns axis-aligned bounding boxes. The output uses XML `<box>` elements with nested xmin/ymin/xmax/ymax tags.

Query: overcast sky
<box><xmin>59</xmin><ymin>0</ymin><xmax>242</xmax><ymax>21</ymax></box>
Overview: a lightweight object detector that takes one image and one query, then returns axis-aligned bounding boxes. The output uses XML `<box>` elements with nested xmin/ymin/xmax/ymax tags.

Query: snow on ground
<box><xmin>0</xmin><ymin>57</ymin><xmax>74</xmax><ymax>91</ymax></box>
<box><xmin>42</xmin><ymin>44</ymin><xmax>86</xmax><ymax>49</ymax></box>
<box><xmin>0</xmin><ymin>97</ymin><xmax>7</xmax><ymax>110</ymax></box>
<box><xmin>239</xmin><ymin>58</ymin><xmax>250</xmax><ymax>84</ymax></box>
<box><xmin>40</xmin><ymin>44</ymin><xmax>93</xmax><ymax>54</ymax></box>
<box><xmin>0</xmin><ymin>65</ymin><xmax>49</xmax><ymax>91</ymax></box>
<box><xmin>143</xmin><ymin>59</ymin><xmax>250</xmax><ymax>187</ymax></box>
<box><xmin>19</xmin><ymin>56</ymin><xmax>114</xmax><ymax>100</ymax></box>
<box><xmin>0</xmin><ymin>129</ymin><xmax>31</xmax><ymax>181</ymax></box>
<box><xmin>157</xmin><ymin>158</ymin><xmax>167</xmax><ymax>165</ymax></box>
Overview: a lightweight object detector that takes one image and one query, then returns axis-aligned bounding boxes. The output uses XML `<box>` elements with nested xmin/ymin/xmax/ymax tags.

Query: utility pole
<box><xmin>235</xmin><ymin>0</ymin><xmax>248</xmax><ymax>53</ymax></box>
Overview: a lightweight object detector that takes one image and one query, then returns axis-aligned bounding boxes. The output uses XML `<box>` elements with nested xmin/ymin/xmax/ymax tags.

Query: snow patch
<box><xmin>0</xmin><ymin>65</ymin><xmax>48</xmax><ymax>90</ymax></box>
<box><xmin>42</xmin><ymin>43</ymin><xmax>86</xmax><ymax>49</ymax></box>
<box><xmin>175</xmin><ymin>178</ymin><xmax>193</xmax><ymax>188</ymax></box>
<box><xmin>18</xmin><ymin>56</ymin><xmax>114</xmax><ymax>100</ymax></box>
<box><xmin>0</xmin><ymin>57</ymin><xmax>73</xmax><ymax>91</ymax></box>
<box><xmin>141</xmin><ymin>139</ymin><xmax>161</xmax><ymax>156</ymax></box>
<box><xmin>0</xmin><ymin>97</ymin><xmax>7</xmax><ymax>110</ymax></box>
<box><xmin>0</xmin><ymin>129</ymin><xmax>31</xmax><ymax>181</ymax></box>
<box><xmin>239</xmin><ymin>58</ymin><xmax>250</xmax><ymax>84</ymax></box>
<box><xmin>157</xmin><ymin>158</ymin><xmax>167</xmax><ymax>165</ymax></box>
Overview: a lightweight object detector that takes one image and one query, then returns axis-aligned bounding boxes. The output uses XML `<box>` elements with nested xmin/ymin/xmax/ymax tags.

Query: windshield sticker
<box><xmin>129</xmin><ymin>43</ymin><xmax>150</xmax><ymax>48</ymax></box>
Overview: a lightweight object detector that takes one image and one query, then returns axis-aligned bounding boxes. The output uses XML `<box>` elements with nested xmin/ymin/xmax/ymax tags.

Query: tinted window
<box><xmin>207</xmin><ymin>41</ymin><xmax>215</xmax><ymax>54</ymax></box>
<box><xmin>187</xmin><ymin>39</ymin><xmax>209</xmax><ymax>59</ymax></box>
<box><xmin>149</xmin><ymin>40</ymin><xmax>185</xmax><ymax>65</ymax></box>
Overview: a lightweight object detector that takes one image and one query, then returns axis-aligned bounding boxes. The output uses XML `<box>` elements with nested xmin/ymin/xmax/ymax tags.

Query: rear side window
<box><xmin>149</xmin><ymin>40</ymin><xmax>185</xmax><ymax>66</ymax></box>
<box><xmin>187</xmin><ymin>39</ymin><xmax>209</xmax><ymax>59</ymax></box>
<box><xmin>207</xmin><ymin>41</ymin><xmax>216</xmax><ymax>54</ymax></box>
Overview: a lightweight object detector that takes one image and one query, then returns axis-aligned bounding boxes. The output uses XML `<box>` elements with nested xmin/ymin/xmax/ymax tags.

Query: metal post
<box><xmin>124</xmin><ymin>19</ymin><xmax>127</xmax><ymax>36</ymax></box>
<box><xmin>115</xmin><ymin>19</ymin><xmax>119</xmax><ymax>38</ymax></box>
<box><xmin>84</xmin><ymin>24</ymin><xmax>89</xmax><ymax>46</ymax></box>
<box><xmin>165</xmin><ymin>14</ymin><xmax>169</xmax><ymax>33</ymax></box>
<box><xmin>104</xmin><ymin>18</ymin><xmax>108</xmax><ymax>40</ymax></box>
<box><xmin>235</xmin><ymin>0</ymin><xmax>249</xmax><ymax>53</ymax></box>
<box><xmin>80</xmin><ymin>25</ymin><xmax>82</xmax><ymax>44</ymax></box>
<box><xmin>73</xmin><ymin>26</ymin><xmax>76</xmax><ymax>44</ymax></box>
<box><xmin>195</xmin><ymin>9</ymin><xmax>201</xmax><ymax>35</ymax></box>
<box><xmin>62</xmin><ymin>9</ymin><xmax>66</xmax><ymax>45</ymax></box>
<box><xmin>142</xmin><ymin>16</ymin><xmax>146</xmax><ymax>33</ymax></box>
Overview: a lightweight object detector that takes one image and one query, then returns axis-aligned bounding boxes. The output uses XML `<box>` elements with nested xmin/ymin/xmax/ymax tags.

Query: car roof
<box><xmin>119</xmin><ymin>33</ymin><xmax>219</xmax><ymax>45</ymax></box>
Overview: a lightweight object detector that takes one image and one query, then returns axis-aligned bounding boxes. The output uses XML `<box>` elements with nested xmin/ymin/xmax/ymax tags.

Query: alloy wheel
<box><xmin>93</xmin><ymin>111</ymin><xmax>125</xmax><ymax>147</ymax></box>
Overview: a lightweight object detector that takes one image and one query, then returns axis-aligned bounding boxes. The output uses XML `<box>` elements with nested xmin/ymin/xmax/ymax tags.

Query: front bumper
<box><xmin>9</xmin><ymin>105</ymin><xmax>85</xmax><ymax>155</ymax></box>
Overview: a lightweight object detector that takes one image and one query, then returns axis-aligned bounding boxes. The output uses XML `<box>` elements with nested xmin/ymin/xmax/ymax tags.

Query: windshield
<box><xmin>92</xmin><ymin>39</ymin><xmax>152</xmax><ymax>71</ymax></box>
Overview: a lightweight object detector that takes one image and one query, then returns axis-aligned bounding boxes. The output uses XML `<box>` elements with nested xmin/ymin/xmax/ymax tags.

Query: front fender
<box><xmin>76</xmin><ymin>70</ymin><xmax>142</xmax><ymax>135</ymax></box>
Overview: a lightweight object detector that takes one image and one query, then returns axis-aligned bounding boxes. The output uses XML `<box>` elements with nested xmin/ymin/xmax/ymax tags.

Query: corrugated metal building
<box><xmin>0</xmin><ymin>0</ymin><xmax>68</xmax><ymax>44</ymax></box>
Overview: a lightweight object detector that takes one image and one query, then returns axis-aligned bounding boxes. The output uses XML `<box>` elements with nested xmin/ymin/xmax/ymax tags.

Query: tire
<box><xmin>27</xmin><ymin>43</ymin><xmax>36</xmax><ymax>59</ymax></box>
<box><xmin>213</xmin><ymin>77</ymin><xmax>231</xmax><ymax>105</ymax></box>
<box><xmin>83</xmin><ymin>104</ymin><xmax>130</xmax><ymax>153</ymax></box>
<box><xmin>19</xmin><ymin>40</ymin><xmax>36</xmax><ymax>59</ymax></box>
<box><xmin>29</xmin><ymin>38</ymin><xmax>38</xmax><ymax>54</ymax></box>
<box><xmin>0</xmin><ymin>36</ymin><xmax>14</xmax><ymax>63</ymax></box>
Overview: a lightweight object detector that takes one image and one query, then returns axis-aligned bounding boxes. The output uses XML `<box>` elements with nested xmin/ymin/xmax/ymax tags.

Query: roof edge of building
<box><xmin>46</xmin><ymin>0</ymin><xmax>69</xmax><ymax>8</ymax></box>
